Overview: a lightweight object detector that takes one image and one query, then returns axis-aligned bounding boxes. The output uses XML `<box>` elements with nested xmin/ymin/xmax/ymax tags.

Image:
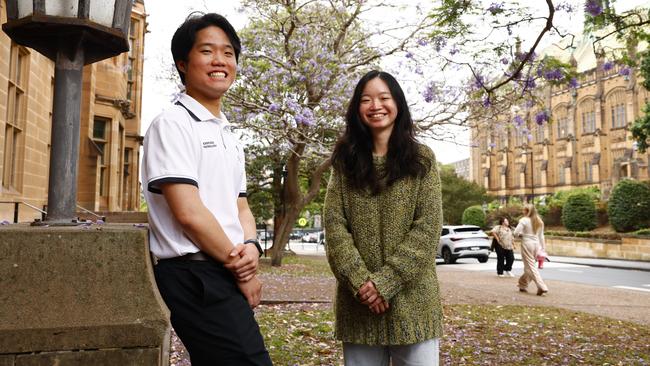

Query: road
<box><xmin>280</xmin><ymin>241</ymin><xmax>650</xmax><ymax>294</ymax></box>
<box><xmin>443</xmin><ymin>256</ymin><xmax>650</xmax><ymax>294</ymax></box>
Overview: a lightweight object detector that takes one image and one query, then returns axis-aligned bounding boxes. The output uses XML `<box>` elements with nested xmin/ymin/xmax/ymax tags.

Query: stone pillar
<box><xmin>0</xmin><ymin>225</ymin><xmax>170</xmax><ymax>366</ymax></box>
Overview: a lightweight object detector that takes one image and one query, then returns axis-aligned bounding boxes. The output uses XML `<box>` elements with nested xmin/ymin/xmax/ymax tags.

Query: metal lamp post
<box><xmin>2</xmin><ymin>0</ymin><xmax>132</xmax><ymax>223</ymax></box>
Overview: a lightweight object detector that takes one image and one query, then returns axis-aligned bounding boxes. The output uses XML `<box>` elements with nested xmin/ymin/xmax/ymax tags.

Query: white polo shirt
<box><xmin>142</xmin><ymin>93</ymin><xmax>246</xmax><ymax>259</ymax></box>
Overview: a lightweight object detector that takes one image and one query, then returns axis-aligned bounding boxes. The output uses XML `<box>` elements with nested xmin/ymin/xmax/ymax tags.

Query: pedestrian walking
<box><xmin>141</xmin><ymin>12</ymin><xmax>272</xmax><ymax>365</ymax></box>
<box><xmin>491</xmin><ymin>217</ymin><xmax>515</xmax><ymax>277</ymax></box>
<box><xmin>513</xmin><ymin>204</ymin><xmax>549</xmax><ymax>296</ymax></box>
<box><xmin>324</xmin><ymin>70</ymin><xmax>443</xmax><ymax>366</ymax></box>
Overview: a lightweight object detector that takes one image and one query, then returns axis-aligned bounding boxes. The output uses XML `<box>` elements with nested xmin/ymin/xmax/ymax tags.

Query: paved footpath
<box><xmin>261</xmin><ymin>253</ymin><xmax>650</xmax><ymax>326</ymax></box>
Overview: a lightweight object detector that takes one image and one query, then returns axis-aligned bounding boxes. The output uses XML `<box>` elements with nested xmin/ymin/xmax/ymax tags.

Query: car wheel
<box><xmin>478</xmin><ymin>256</ymin><xmax>489</xmax><ymax>263</ymax></box>
<box><xmin>442</xmin><ymin>247</ymin><xmax>456</xmax><ymax>264</ymax></box>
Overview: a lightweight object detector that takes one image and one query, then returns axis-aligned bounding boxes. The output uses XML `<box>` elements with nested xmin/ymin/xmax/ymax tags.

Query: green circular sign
<box><xmin>298</xmin><ymin>217</ymin><xmax>308</xmax><ymax>227</ymax></box>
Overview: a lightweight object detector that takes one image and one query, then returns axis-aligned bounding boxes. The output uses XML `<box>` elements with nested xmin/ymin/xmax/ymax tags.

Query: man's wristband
<box><xmin>244</xmin><ymin>239</ymin><xmax>264</xmax><ymax>257</ymax></box>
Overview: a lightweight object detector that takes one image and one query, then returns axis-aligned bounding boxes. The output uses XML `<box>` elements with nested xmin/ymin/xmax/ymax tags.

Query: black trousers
<box><xmin>494</xmin><ymin>244</ymin><xmax>515</xmax><ymax>274</ymax></box>
<box><xmin>154</xmin><ymin>259</ymin><xmax>273</xmax><ymax>366</ymax></box>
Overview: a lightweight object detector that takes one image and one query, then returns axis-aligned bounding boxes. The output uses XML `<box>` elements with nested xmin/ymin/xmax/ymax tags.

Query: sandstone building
<box><xmin>470</xmin><ymin>34</ymin><xmax>648</xmax><ymax>202</ymax></box>
<box><xmin>0</xmin><ymin>0</ymin><xmax>146</xmax><ymax>222</ymax></box>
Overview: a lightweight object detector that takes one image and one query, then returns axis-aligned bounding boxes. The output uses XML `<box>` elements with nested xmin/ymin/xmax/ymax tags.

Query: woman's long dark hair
<box><xmin>331</xmin><ymin>70</ymin><xmax>431</xmax><ymax>194</ymax></box>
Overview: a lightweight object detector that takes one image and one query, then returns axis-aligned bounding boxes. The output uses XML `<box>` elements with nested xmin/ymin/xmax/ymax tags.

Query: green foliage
<box><xmin>633</xmin><ymin>228</ymin><xmax>650</xmax><ymax>236</ymax></box>
<box><xmin>462</xmin><ymin>205</ymin><xmax>486</xmax><ymax>228</ymax></box>
<box><xmin>631</xmin><ymin>50</ymin><xmax>650</xmax><ymax>153</ymax></box>
<box><xmin>562</xmin><ymin>193</ymin><xmax>597</xmax><ymax>232</ymax></box>
<box><xmin>440</xmin><ymin>165</ymin><xmax>491</xmax><ymax>224</ymax></box>
<box><xmin>545</xmin><ymin>230</ymin><xmax>622</xmax><ymax>241</ymax></box>
<box><xmin>486</xmin><ymin>205</ymin><xmax>523</xmax><ymax>228</ymax></box>
<box><xmin>546</xmin><ymin>186</ymin><xmax>601</xmax><ymax>210</ymax></box>
<box><xmin>608</xmin><ymin>179</ymin><xmax>650</xmax><ymax>232</ymax></box>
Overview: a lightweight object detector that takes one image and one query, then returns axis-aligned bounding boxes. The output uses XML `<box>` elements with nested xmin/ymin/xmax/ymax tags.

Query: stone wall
<box><xmin>546</xmin><ymin>235</ymin><xmax>650</xmax><ymax>261</ymax></box>
<box><xmin>0</xmin><ymin>225</ymin><xmax>169</xmax><ymax>365</ymax></box>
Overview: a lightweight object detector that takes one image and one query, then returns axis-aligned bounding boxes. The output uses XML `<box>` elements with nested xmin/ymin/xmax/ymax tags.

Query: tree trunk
<box><xmin>268</xmin><ymin>146</ymin><xmax>332</xmax><ymax>266</ymax></box>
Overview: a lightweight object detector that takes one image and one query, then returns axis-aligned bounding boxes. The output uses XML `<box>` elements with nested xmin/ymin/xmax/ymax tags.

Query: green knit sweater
<box><xmin>324</xmin><ymin>145</ymin><xmax>443</xmax><ymax>345</ymax></box>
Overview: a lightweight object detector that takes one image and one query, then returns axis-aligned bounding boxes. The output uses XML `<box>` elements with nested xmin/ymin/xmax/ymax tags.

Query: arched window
<box><xmin>608</xmin><ymin>89</ymin><xmax>627</xmax><ymax>129</ymax></box>
<box><xmin>579</xmin><ymin>98</ymin><xmax>596</xmax><ymax>134</ymax></box>
<box><xmin>553</xmin><ymin>104</ymin><xmax>570</xmax><ymax>138</ymax></box>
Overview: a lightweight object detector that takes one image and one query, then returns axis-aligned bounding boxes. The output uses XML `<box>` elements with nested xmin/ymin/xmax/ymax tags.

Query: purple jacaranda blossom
<box><xmin>619</xmin><ymin>67</ymin><xmax>631</xmax><ymax>76</ymax></box>
<box><xmin>535</xmin><ymin>110</ymin><xmax>550</xmax><ymax>125</ymax></box>
<box><xmin>417</xmin><ymin>39</ymin><xmax>428</xmax><ymax>47</ymax></box>
<box><xmin>543</xmin><ymin>68</ymin><xmax>563</xmax><ymax>80</ymax></box>
<box><xmin>488</xmin><ymin>142</ymin><xmax>497</xmax><ymax>148</ymax></box>
<box><xmin>527</xmin><ymin>133</ymin><xmax>534</xmax><ymax>141</ymax></box>
<box><xmin>556</xmin><ymin>2</ymin><xmax>576</xmax><ymax>12</ymax></box>
<box><xmin>406</xmin><ymin>51</ymin><xmax>414</xmax><ymax>59</ymax></box>
<box><xmin>473</xmin><ymin>74</ymin><xmax>485</xmax><ymax>89</ymax></box>
<box><xmin>523</xmin><ymin>78</ymin><xmax>536</xmax><ymax>89</ymax></box>
<box><xmin>585</xmin><ymin>0</ymin><xmax>603</xmax><ymax>17</ymax></box>
<box><xmin>269</xmin><ymin>103</ymin><xmax>280</xmax><ymax>112</ymax></box>
<box><xmin>569</xmin><ymin>77</ymin><xmax>579</xmax><ymax>88</ymax></box>
<box><xmin>500</xmin><ymin>57</ymin><xmax>509</xmax><ymax>65</ymax></box>
<box><xmin>603</xmin><ymin>61</ymin><xmax>615</xmax><ymax>71</ymax></box>
<box><xmin>487</xmin><ymin>2</ymin><xmax>503</xmax><ymax>15</ymax></box>
<box><xmin>423</xmin><ymin>83</ymin><xmax>435</xmax><ymax>103</ymax></box>
<box><xmin>516</xmin><ymin>51</ymin><xmax>537</xmax><ymax>62</ymax></box>
<box><xmin>514</xmin><ymin>115</ymin><xmax>524</xmax><ymax>126</ymax></box>
<box><xmin>482</xmin><ymin>97</ymin><xmax>491</xmax><ymax>108</ymax></box>
<box><xmin>432</xmin><ymin>36</ymin><xmax>447</xmax><ymax>52</ymax></box>
<box><xmin>449</xmin><ymin>47</ymin><xmax>459</xmax><ymax>55</ymax></box>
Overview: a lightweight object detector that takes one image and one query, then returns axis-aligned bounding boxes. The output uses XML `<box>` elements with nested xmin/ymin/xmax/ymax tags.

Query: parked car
<box><xmin>257</xmin><ymin>230</ymin><xmax>273</xmax><ymax>242</ymax></box>
<box><xmin>301</xmin><ymin>231</ymin><xmax>320</xmax><ymax>243</ymax></box>
<box><xmin>437</xmin><ymin>225</ymin><xmax>490</xmax><ymax>264</ymax></box>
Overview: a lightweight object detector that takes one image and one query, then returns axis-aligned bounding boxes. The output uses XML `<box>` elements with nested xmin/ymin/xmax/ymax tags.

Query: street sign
<box><xmin>298</xmin><ymin>217</ymin><xmax>308</xmax><ymax>227</ymax></box>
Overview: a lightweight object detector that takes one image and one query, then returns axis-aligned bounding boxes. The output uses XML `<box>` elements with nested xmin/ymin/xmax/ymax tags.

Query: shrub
<box><xmin>562</xmin><ymin>193</ymin><xmax>597</xmax><ymax>232</ymax></box>
<box><xmin>608</xmin><ymin>179</ymin><xmax>650</xmax><ymax>232</ymax></box>
<box><xmin>462</xmin><ymin>205</ymin><xmax>486</xmax><ymax>228</ymax></box>
<box><xmin>542</xmin><ymin>205</ymin><xmax>563</xmax><ymax>226</ymax></box>
<box><xmin>633</xmin><ymin>228</ymin><xmax>650</xmax><ymax>236</ymax></box>
<box><xmin>486</xmin><ymin>205</ymin><xmax>522</xmax><ymax>228</ymax></box>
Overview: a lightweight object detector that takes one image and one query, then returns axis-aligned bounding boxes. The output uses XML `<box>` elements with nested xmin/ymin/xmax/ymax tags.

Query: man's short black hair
<box><xmin>171</xmin><ymin>12</ymin><xmax>241</xmax><ymax>85</ymax></box>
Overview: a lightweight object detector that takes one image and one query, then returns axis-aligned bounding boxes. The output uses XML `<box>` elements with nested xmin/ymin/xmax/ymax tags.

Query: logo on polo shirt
<box><xmin>202</xmin><ymin>140</ymin><xmax>217</xmax><ymax>148</ymax></box>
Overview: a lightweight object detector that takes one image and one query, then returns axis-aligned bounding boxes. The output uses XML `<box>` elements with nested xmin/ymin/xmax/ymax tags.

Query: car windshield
<box><xmin>454</xmin><ymin>227</ymin><xmax>481</xmax><ymax>233</ymax></box>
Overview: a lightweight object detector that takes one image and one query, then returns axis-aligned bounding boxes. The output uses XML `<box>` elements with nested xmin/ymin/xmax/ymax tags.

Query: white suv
<box><xmin>437</xmin><ymin>225</ymin><xmax>491</xmax><ymax>264</ymax></box>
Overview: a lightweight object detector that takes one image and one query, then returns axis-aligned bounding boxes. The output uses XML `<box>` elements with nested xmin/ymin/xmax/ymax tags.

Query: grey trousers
<box><xmin>343</xmin><ymin>338</ymin><xmax>440</xmax><ymax>366</ymax></box>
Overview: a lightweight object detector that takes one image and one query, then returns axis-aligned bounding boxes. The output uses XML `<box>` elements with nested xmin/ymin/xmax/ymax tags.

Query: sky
<box><xmin>140</xmin><ymin>0</ymin><xmax>650</xmax><ymax>165</ymax></box>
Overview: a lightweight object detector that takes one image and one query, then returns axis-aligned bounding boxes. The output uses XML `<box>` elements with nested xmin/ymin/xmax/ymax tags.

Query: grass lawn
<box><xmin>254</xmin><ymin>255</ymin><xmax>650</xmax><ymax>366</ymax></box>
<box><xmin>256</xmin><ymin>303</ymin><xmax>650</xmax><ymax>365</ymax></box>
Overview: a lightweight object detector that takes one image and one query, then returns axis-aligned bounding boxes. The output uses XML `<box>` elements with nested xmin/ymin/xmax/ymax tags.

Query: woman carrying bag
<box><xmin>491</xmin><ymin>217</ymin><xmax>515</xmax><ymax>277</ymax></box>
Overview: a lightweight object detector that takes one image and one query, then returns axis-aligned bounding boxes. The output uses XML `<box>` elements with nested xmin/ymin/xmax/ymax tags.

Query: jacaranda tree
<box><xmin>422</xmin><ymin>0</ymin><xmax>650</xmax><ymax>146</ymax></box>
<box><xmin>225</xmin><ymin>0</ymin><xmax>438</xmax><ymax>266</ymax></box>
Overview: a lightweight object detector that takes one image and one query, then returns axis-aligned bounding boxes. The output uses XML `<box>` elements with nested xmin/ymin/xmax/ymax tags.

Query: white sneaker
<box><xmin>506</xmin><ymin>271</ymin><xmax>515</xmax><ymax>277</ymax></box>
<box><xmin>498</xmin><ymin>274</ymin><xmax>505</xmax><ymax>277</ymax></box>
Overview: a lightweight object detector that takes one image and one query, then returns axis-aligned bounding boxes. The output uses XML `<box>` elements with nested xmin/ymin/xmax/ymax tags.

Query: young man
<box><xmin>141</xmin><ymin>13</ymin><xmax>272</xmax><ymax>366</ymax></box>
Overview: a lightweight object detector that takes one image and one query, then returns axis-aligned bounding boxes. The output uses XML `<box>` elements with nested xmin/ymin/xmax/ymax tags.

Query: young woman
<box><xmin>324</xmin><ymin>70</ymin><xmax>443</xmax><ymax>366</ymax></box>
<box><xmin>491</xmin><ymin>217</ymin><xmax>515</xmax><ymax>277</ymax></box>
<box><xmin>513</xmin><ymin>204</ymin><xmax>549</xmax><ymax>296</ymax></box>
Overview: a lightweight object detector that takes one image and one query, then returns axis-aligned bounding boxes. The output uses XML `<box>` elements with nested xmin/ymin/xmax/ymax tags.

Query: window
<box><xmin>611</xmin><ymin>104</ymin><xmax>626</xmax><ymax>129</ymax></box>
<box><xmin>608</xmin><ymin>90</ymin><xmax>627</xmax><ymax>129</ymax></box>
<box><xmin>514</xmin><ymin>130</ymin><xmax>524</xmax><ymax>147</ymax></box>
<box><xmin>126</xmin><ymin>18</ymin><xmax>138</xmax><ymax>111</ymax></box>
<box><xmin>3</xmin><ymin>43</ymin><xmax>28</xmax><ymax>191</ymax></box>
<box><xmin>580</xmin><ymin>99</ymin><xmax>596</xmax><ymax>133</ymax></box>
<box><xmin>93</xmin><ymin>117</ymin><xmax>111</xmax><ymax>197</ymax></box>
<box><xmin>583</xmin><ymin>161</ymin><xmax>593</xmax><ymax>182</ymax></box>
<box><xmin>535</xmin><ymin>125</ymin><xmax>544</xmax><ymax>143</ymax></box>
<box><xmin>558</xmin><ymin>164</ymin><xmax>565</xmax><ymax>185</ymax></box>
<box><xmin>582</xmin><ymin>111</ymin><xmax>596</xmax><ymax>133</ymax></box>
<box><xmin>557</xmin><ymin>117</ymin><xmax>569</xmax><ymax>138</ymax></box>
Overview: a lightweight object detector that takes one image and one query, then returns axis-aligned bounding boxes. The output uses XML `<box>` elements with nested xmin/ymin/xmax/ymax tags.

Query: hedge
<box><xmin>562</xmin><ymin>193</ymin><xmax>597</xmax><ymax>232</ymax></box>
<box><xmin>462</xmin><ymin>205</ymin><xmax>486</xmax><ymax>228</ymax></box>
<box><xmin>608</xmin><ymin>179</ymin><xmax>650</xmax><ymax>232</ymax></box>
